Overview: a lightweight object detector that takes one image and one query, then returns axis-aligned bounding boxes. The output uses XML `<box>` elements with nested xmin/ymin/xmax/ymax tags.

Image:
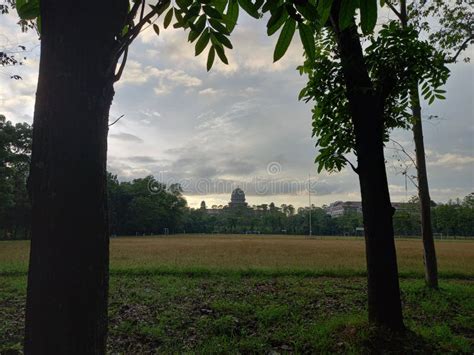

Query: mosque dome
<box><xmin>229</xmin><ymin>187</ymin><xmax>247</xmax><ymax>208</ymax></box>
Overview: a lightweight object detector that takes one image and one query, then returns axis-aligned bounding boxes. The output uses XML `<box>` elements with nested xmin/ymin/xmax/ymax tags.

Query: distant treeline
<box><xmin>1</xmin><ymin>118</ymin><xmax>473</xmax><ymax>239</ymax></box>
<box><xmin>107</xmin><ymin>174</ymin><xmax>187</xmax><ymax>236</ymax></box>
<box><xmin>182</xmin><ymin>195</ymin><xmax>474</xmax><ymax>237</ymax></box>
<box><xmin>0</xmin><ymin>117</ymin><xmax>31</xmax><ymax>240</ymax></box>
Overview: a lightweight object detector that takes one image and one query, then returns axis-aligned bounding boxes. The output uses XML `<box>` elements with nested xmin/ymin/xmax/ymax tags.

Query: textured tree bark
<box><xmin>411</xmin><ymin>88</ymin><xmax>439</xmax><ymax>289</ymax></box>
<box><xmin>334</xmin><ymin>21</ymin><xmax>404</xmax><ymax>331</ymax></box>
<box><xmin>355</xmin><ymin>115</ymin><xmax>405</xmax><ymax>331</ymax></box>
<box><xmin>24</xmin><ymin>1</ymin><xmax>127</xmax><ymax>353</ymax></box>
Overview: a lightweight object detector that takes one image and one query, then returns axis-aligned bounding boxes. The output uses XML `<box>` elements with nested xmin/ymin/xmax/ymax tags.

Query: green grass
<box><xmin>0</xmin><ymin>236</ymin><xmax>473</xmax><ymax>353</ymax></box>
<box><xmin>1</xmin><ymin>275</ymin><xmax>473</xmax><ymax>353</ymax></box>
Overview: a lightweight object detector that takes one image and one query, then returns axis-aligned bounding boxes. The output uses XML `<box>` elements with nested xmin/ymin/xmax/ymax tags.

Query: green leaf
<box><xmin>317</xmin><ymin>0</ymin><xmax>332</xmax><ymax>27</ymax></box>
<box><xmin>156</xmin><ymin>0</ymin><xmax>172</xmax><ymax>15</ymax></box>
<box><xmin>209</xmin><ymin>18</ymin><xmax>230</xmax><ymax>35</ymax></box>
<box><xmin>214</xmin><ymin>44</ymin><xmax>229</xmax><ymax>64</ymax></box>
<box><xmin>274</xmin><ymin>18</ymin><xmax>296</xmax><ymax>62</ymax></box>
<box><xmin>207</xmin><ymin>46</ymin><xmax>216</xmax><ymax>71</ymax></box>
<box><xmin>176</xmin><ymin>0</ymin><xmax>192</xmax><ymax>9</ymax></box>
<box><xmin>16</xmin><ymin>0</ymin><xmax>40</xmax><ymax>20</ymax></box>
<box><xmin>238</xmin><ymin>0</ymin><xmax>260</xmax><ymax>19</ymax></box>
<box><xmin>338</xmin><ymin>0</ymin><xmax>357</xmax><ymax>30</ymax></box>
<box><xmin>298</xmin><ymin>23</ymin><xmax>316</xmax><ymax>62</ymax></box>
<box><xmin>183</xmin><ymin>3</ymin><xmax>201</xmax><ymax>21</ymax></box>
<box><xmin>421</xmin><ymin>85</ymin><xmax>431</xmax><ymax>96</ymax></box>
<box><xmin>214</xmin><ymin>0</ymin><xmax>228</xmax><ymax>13</ymax></box>
<box><xmin>203</xmin><ymin>5</ymin><xmax>223</xmax><ymax>19</ymax></box>
<box><xmin>174</xmin><ymin>9</ymin><xmax>185</xmax><ymax>27</ymax></box>
<box><xmin>298</xmin><ymin>87</ymin><xmax>307</xmax><ymax>101</ymax></box>
<box><xmin>210</xmin><ymin>32</ymin><xmax>219</xmax><ymax>46</ymax></box>
<box><xmin>36</xmin><ymin>15</ymin><xmax>42</xmax><ymax>34</ymax></box>
<box><xmin>188</xmin><ymin>30</ymin><xmax>200</xmax><ymax>42</ymax></box>
<box><xmin>360</xmin><ymin>0</ymin><xmax>377</xmax><ymax>34</ymax></box>
<box><xmin>195</xmin><ymin>29</ymin><xmax>211</xmax><ymax>55</ymax></box>
<box><xmin>226</xmin><ymin>0</ymin><xmax>239</xmax><ymax>32</ymax></box>
<box><xmin>255</xmin><ymin>0</ymin><xmax>265</xmax><ymax>11</ymax></box>
<box><xmin>267</xmin><ymin>6</ymin><xmax>287</xmax><ymax>36</ymax></box>
<box><xmin>176</xmin><ymin>0</ymin><xmax>185</xmax><ymax>8</ymax></box>
<box><xmin>164</xmin><ymin>8</ymin><xmax>174</xmax><ymax>29</ymax></box>
<box><xmin>213</xmin><ymin>32</ymin><xmax>233</xmax><ymax>48</ymax></box>
<box><xmin>153</xmin><ymin>24</ymin><xmax>160</xmax><ymax>36</ymax></box>
<box><xmin>262</xmin><ymin>0</ymin><xmax>278</xmax><ymax>13</ymax></box>
<box><xmin>122</xmin><ymin>24</ymin><xmax>129</xmax><ymax>37</ymax></box>
<box><xmin>317</xmin><ymin>162</ymin><xmax>324</xmax><ymax>173</ymax></box>
<box><xmin>295</xmin><ymin>3</ymin><xmax>318</xmax><ymax>21</ymax></box>
<box><xmin>191</xmin><ymin>14</ymin><xmax>207</xmax><ymax>34</ymax></box>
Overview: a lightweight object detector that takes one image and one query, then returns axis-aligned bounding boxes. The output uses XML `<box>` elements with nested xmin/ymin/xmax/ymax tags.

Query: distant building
<box><xmin>325</xmin><ymin>201</ymin><xmax>362</xmax><ymax>217</ymax></box>
<box><xmin>391</xmin><ymin>202</ymin><xmax>415</xmax><ymax>212</ymax></box>
<box><xmin>201</xmin><ymin>187</ymin><xmax>250</xmax><ymax>214</ymax></box>
<box><xmin>228</xmin><ymin>187</ymin><xmax>248</xmax><ymax>209</ymax></box>
<box><xmin>325</xmin><ymin>201</ymin><xmax>413</xmax><ymax>218</ymax></box>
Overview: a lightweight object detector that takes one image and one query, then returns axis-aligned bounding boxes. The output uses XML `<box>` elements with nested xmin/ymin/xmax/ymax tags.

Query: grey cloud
<box><xmin>220</xmin><ymin>159</ymin><xmax>257</xmax><ymax>176</ymax></box>
<box><xmin>142</xmin><ymin>175</ymin><xmax>348</xmax><ymax>197</ymax></box>
<box><xmin>124</xmin><ymin>155</ymin><xmax>160</xmax><ymax>164</ymax></box>
<box><xmin>3</xmin><ymin>13</ymin><xmax>473</xmax><ymax>207</ymax></box>
<box><xmin>109</xmin><ymin>132</ymin><xmax>144</xmax><ymax>143</ymax></box>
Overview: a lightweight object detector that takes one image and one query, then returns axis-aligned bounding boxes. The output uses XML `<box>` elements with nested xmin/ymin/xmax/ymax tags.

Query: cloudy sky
<box><xmin>1</xmin><ymin>8</ymin><xmax>473</xmax><ymax>208</ymax></box>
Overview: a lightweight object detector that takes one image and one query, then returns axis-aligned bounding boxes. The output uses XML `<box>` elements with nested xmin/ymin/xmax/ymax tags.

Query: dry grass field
<box><xmin>1</xmin><ymin>235</ymin><xmax>473</xmax><ymax>353</ymax></box>
<box><xmin>1</xmin><ymin>234</ymin><xmax>473</xmax><ymax>276</ymax></box>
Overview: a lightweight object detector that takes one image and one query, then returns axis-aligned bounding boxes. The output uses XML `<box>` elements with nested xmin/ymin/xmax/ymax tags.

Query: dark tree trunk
<box><xmin>398</xmin><ymin>0</ymin><xmax>438</xmax><ymax>289</ymax></box>
<box><xmin>411</xmin><ymin>88</ymin><xmax>439</xmax><ymax>289</ymax></box>
<box><xmin>24</xmin><ymin>1</ymin><xmax>127</xmax><ymax>353</ymax></box>
<box><xmin>333</xmin><ymin>20</ymin><xmax>404</xmax><ymax>330</ymax></box>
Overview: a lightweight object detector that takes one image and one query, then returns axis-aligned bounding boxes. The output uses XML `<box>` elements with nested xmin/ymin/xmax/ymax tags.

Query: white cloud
<box><xmin>199</xmin><ymin>88</ymin><xmax>221</xmax><ymax>96</ymax></box>
<box><xmin>0</xmin><ymin>58</ymin><xmax>39</xmax><ymax>123</ymax></box>
<box><xmin>118</xmin><ymin>60</ymin><xmax>202</xmax><ymax>95</ymax></box>
<box><xmin>137</xmin><ymin>15</ymin><xmax>302</xmax><ymax>75</ymax></box>
<box><xmin>118</xmin><ymin>60</ymin><xmax>150</xmax><ymax>85</ymax></box>
<box><xmin>429</xmin><ymin>152</ymin><xmax>474</xmax><ymax>169</ymax></box>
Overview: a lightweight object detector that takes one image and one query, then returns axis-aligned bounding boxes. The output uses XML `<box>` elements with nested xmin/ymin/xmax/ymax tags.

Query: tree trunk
<box><xmin>24</xmin><ymin>1</ymin><xmax>127</xmax><ymax>353</ymax></box>
<box><xmin>411</xmin><ymin>87</ymin><xmax>439</xmax><ymax>289</ymax></box>
<box><xmin>355</xmin><ymin>113</ymin><xmax>404</xmax><ymax>330</ymax></box>
<box><xmin>334</xmin><ymin>22</ymin><xmax>404</xmax><ymax>331</ymax></box>
<box><xmin>399</xmin><ymin>0</ymin><xmax>438</xmax><ymax>289</ymax></box>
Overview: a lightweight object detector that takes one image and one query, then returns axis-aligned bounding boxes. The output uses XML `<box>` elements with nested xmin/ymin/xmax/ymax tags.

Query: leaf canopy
<box><xmin>299</xmin><ymin>22</ymin><xmax>449</xmax><ymax>173</ymax></box>
<box><xmin>16</xmin><ymin>0</ymin><xmax>39</xmax><ymax>20</ymax></box>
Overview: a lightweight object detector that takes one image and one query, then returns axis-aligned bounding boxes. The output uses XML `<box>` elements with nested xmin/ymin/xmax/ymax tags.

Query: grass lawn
<box><xmin>1</xmin><ymin>235</ymin><xmax>473</xmax><ymax>353</ymax></box>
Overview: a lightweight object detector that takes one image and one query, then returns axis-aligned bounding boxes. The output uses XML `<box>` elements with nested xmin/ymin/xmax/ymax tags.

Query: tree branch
<box><xmin>115</xmin><ymin>0</ymin><xmax>166</xmax><ymax>57</ymax></box>
<box><xmin>389</xmin><ymin>138</ymin><xmax>417</xmax><ymax>169</ymax></box>
<box><xmin>403</xmin><ymin>171</ymin><xmax>418</xmax><ymax>189</ymax></box>
<box><xmin>140</xmin><ymin>0</ymin><xmax>146</xmax><ymax>22</ymax></box>
<box><xmin>114</xmin><ymin>46</ymin><xmax>128</xmax><ymax>82</ymax></box>
<box><xmin>341</xmin><ymin>155</ymin><xmax>359</xmax><ymax>174</ymax></box>
<box><xmin>126</xmin><ymin>0</ymin><xmax>143</xmax><ymax>28</ymax></box>
<box><xmin>109</xmin><ymin>115</ymin><xmax>125</xmax><ymax>127</ymax></box>
<box><xmin>445</xmin><ymin>35</ymin><xmax>474</xmax><ymax>64</ymax></box>
<box><xmin>385</xmin><ymin>0</ymin><xmax>403</xmax><ymax>22</ymax></box>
